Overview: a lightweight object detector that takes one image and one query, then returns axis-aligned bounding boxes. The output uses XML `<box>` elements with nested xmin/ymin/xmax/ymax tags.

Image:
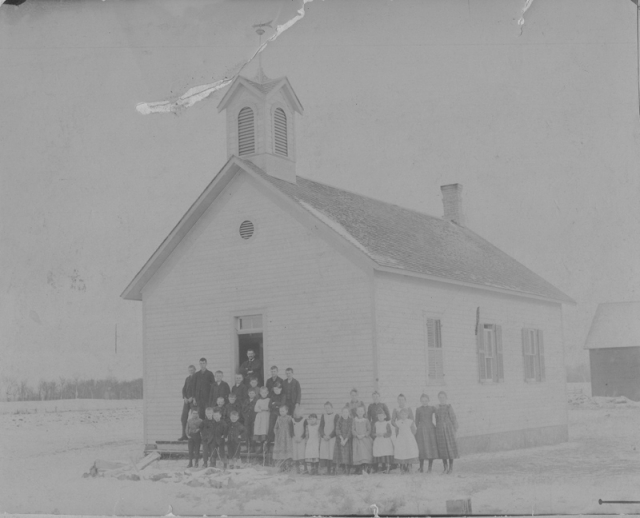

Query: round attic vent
<box><xmin>239</xmin><ymin>220</ymin><xmax>255</xmax><ymax>240</ymax></box>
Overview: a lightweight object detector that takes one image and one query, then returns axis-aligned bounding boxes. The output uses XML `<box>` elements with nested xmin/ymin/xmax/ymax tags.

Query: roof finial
<box><xmin>252</xmin><ymin>21</ymin><xmax>272</xmax><ymax>83</ymax></box>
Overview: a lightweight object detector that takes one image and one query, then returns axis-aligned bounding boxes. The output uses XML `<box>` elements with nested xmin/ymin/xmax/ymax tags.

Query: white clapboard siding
<box><xmin>142</xmin><ymin>173</ymin><xmax>374</xmax><ymax>443</ymax></box>
<box><xmin>373</xmin><ymin>271</ymin><xmax>567</xmax><ymax>439</ymax></box>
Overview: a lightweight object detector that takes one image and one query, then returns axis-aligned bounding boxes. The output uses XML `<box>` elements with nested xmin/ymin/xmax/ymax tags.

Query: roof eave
<box><xmin>373</xmin><ymin>265</ymin><xmax>575</xmax><ymax>305</ymax></box>
<box><xmin>217</xmin><ymin>77</ymin><xmax>264</xmax><ymax>112</ymax></box>
<box><xmin>120</xmin><ymin>156</ymin><xmax>244</xmax><ymax>301</ymax></box>
<box><xmin>274</xmin><ymin>78</ymin><xmax>304</xmax><ymax>114</ymax></box>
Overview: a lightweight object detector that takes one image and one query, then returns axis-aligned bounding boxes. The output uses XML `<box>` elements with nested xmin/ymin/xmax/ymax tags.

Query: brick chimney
<box><xmin>440</xmin><ymin>184</ymin><xmax>465</xmax><ymax>226</ymax></box>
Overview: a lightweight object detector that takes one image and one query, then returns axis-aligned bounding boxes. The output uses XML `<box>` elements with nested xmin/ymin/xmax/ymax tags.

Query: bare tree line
<box><xmin>1</xmin><ymin>376</ymin><xmax>142</xmax><ymax>401</ymax></box>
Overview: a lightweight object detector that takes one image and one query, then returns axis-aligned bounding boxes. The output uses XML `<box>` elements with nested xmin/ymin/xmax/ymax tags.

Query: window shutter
<box><xmin>537</xmin><ymin>329</ymin><xmax>545</xmax><ymax>381</ymax></box>
<box><xmin>521</xmin><ymin>328</ymin><xmax>528</xmax><ymax>380</ymax></box>
<box><xmin>273</xmin><ymin>108</ymin><xmax>288</xmax><ymax>156</ymax></box>
<box><xmin>476</xmin><ymin>322</ymin><xmax>485</xmax><ymax>381</ymax></box>
<box><xmin>495</xmin><ymin>325</ymin><xmax>504</xmax><ymax>382</ymax></box>
<box><xmin>238</xmin><ymin>107</ymin><xmax>255</xmax><ymax>156</ymax></box>
<box><xmin>427</xmin><ymin>319</ymin><xmax>437</xmax><ymax>379</ymax></box>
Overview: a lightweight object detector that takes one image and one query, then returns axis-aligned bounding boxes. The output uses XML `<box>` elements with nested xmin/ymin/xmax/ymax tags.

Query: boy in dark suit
<box><xmin>194</xmin><ymin>358</ymin><xmax>214</xmax><ymax>420</ymax></box>
<box><xmin>179</xmin><ymin>364</ymin><xmax>196</xmax><ymax>440</ymax></box>
<box><xmin>227</xmin><ymin>410</ymin><xmax>246</xmax><ymax>468</ymax></box>
<box><xmin>210</xmin><ymin>370</ymin><xmax>231</xmax><ymax>407</ymax></box>
<box><xmin>186</xmin><ymin>406</ymin><xmax>203</xmax><ymax>468</ymax></box>
<box><xmin>243</xmin><ymin>387</ymin><xmax>258</xmax><ymax>451</ymax></box>
<box><xmin>206</xmin><ymin>407</ymin><xmax>228</xmax><ymax>469</ymax></box>
<box><xmin>266</xmin><ymin>366</ymin><xmax>284</xmax><ymax>396</ymax></box>
<box><xmin>231</xmin><ymin>373</ymin><xmax>248</xmax><ymax>405</ymax></box>
<box><xmin>283</xmin><ymin>368</ymin><xmax>301</xmax><ymax>416</ymax></box>
<box><xmin>225</xmin><ymin>393</ymin><xmax>242</xmax><ymax>424</ymax></box>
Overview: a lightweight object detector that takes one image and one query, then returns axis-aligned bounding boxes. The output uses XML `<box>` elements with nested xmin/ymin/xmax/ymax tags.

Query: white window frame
<box><xmin>477</xmin><ymin>323</ymin><xmax>504</xmax><ymax>383</ymax></box>
<box><xmin>426</xmin><ymin>318</ymin><xmax>444</xmax><ymax>384</ymax></box>
<box><xmin>522</xmin><ymin>328</ymin><xmax>545</xmax><ymax>382</ymax></box>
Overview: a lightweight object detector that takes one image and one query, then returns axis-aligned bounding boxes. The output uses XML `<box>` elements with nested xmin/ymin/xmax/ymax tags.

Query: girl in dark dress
<box><xmin>268</xmin><ymin>383</ymin><xmax>286</xmax><ymax>443</ymax></box>
<box><xmin>415</xmin><ymin>394</ymin><xmax>438</xmax><ymax>473</ymax></box>
<box><xmin>435</xmin><ymin>391</ymin><xmax>459</xmax><ymax>474</ymax></box>
<box><xmin>333</xmin><ymin>406</ymin><xmax>353</xmax><ymax>474</ymax></box>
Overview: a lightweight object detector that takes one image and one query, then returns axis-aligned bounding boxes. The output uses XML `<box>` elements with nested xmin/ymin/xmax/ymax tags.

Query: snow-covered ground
<box><xmin>1</xmin><ymin>390</ymin><xmax>639</xmax><ymax>516</ymax></box>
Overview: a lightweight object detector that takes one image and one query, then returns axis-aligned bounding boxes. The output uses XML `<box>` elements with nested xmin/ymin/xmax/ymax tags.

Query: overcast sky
<box><xmin>2</xmin><ymin>0</ymin><xmax>639</xmax><ymax>384</ymax></box>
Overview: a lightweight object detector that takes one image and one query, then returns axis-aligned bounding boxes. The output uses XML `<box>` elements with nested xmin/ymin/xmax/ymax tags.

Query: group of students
<box><xmin>181</xmin><ymin>358</ymin><xmax>459</xmax><ymax>475</ymax></box>
<box><xmin>268</xmin><ymin>389</ymin><xmax>459</xmax><ymax>475</ymax></box>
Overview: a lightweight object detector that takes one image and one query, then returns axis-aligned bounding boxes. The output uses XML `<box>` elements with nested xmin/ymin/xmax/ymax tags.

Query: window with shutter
<box><xmin>495</xmin><ymin>325</ymin><xmax>504</xmax><ymax>382</ymax></box>
<box><xmin>537</xmin><ymin>329</ymin><xmax>545</xmax><ymax>381</ymax></box>
<box><xmin>238</xmin><ymin>107</ymin><xmax>255</xmax><ymax>156</ymax></box>
<box><xmin>476</xmin><ymin>323</ymin><xmax>486</xmax><ymax>381</ymax></box>
<box><xmin>522</xmin><ymin>328</ymin><xmax>545</xmax><ymax>382</ymax></box>
<box><xmin>478</xmin><ymin>324</ymin><xmax>504</xmax><ymax>382</ymax></box>
<box><xmin>273</xmin><ymin>108</ymin><xmax>288</xmax><ymax>156</ymax></box>
<box><xmin>427</xmin><ymin>319</ymin><xmax>444</xmax><ymax>383</ymax></box>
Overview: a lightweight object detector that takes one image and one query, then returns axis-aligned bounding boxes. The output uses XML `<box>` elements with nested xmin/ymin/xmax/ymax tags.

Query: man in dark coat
<box><xmin>179</xmin><ymin>364</ymin><xmax>197</xmax><ymax>440</ymax></box>
<box><xmin>239</xmin><ymin>348</ymin><xmax>263</xmax><ymax>386</ymax></box>
<box><xmin>194</xmin><ymin>358</ymin><xmax>214</xmax><ymax>420</ymax></box>
<box><xmin>283</xmin><ymin>367</ymin><xmax>301</xmax><ymax>416</ymax></box>
<box><xmin>209</xmin><ymin>370</ymin><xmax>231</xmax><ymax>407</ymax></box>
<box><xmin>265</xmin><ymin>365</ymin><xmax>284</xmax><ymax>396</ymax></box>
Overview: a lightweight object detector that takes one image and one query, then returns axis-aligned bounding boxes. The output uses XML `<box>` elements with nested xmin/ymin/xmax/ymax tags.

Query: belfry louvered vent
<box><xmin>238</xmin><ymin>107</ymin><xmax>255</xmax><ymax>156</ymax></box>
<box><xmin>239</xmin><ymin>220</ymin><xmax>254</xmax><ymax>240</ymax></box>
<box><xmin>273</xmin><ymin>108</ymin><xmax>288</xmax><ymax>156</ymax></box>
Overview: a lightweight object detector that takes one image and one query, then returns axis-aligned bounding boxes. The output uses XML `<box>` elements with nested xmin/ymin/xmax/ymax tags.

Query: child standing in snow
<box><xmin>351</xmin><ymin>405</ymin><xmax>373</xmax><ymax>474</ymax></box>
<box><xmin>415</xmin><ymin>393</ymin><xmax>438</xmax><ymax>473</ymax></box>
<box><xmin>268</xmin><ymin>383</ymin><xmax>286</xmax><ymax>443</ymax></box>
<box><xmin>372</xmin><ymin>409</ymin><xmax>394</xmax><ymax>474</ymax></box>
<box><xmin>305</xmin><ymin>413</ymin><xmax>321</xmax><ymax>475</ymax></box>
<box><xmin>226</xmin><ymin>410</ymin><xmax>245</xmax><ymax>468</ymax></box>
<box><xmin>243</xmin><ymin>388</ymin><xmax>258</xmax><ymax>449</ymax></box>
<box><xmin>200</xmin><ymin>406</ymin><xmax>216</xmax><ymax>468</ymax></box>
<box><xmin>207</xmin><ymin>407</ymin><xmax>228</xmax><ymax>469</ymax></box>
<box><xmin>393</xmin><ymin>407</ymin><xmax>419</xmax><ymax>473</ymax></box>
<box><xmin>292</xmin><ymin>407</ymin><xmax>307</xmax><ymax>474</ymax></box>
<box><xmin>435</xmin><ymin>391</ymin><xmax>459</xmax><ymax>474</ymax></box>
<box><xmin>333</xmin><ymin>405</ymin><xmax>353</xmax><ymax>475</ymax></box>
<box><xmin>253</xmin><ymin>386</ymin><xmax>271</xmax><ymax>455</ymax></box>
<box><xmin>272</xmin><ymin>405</ymin><xmax>294</xmax><ymax>471</ymax></box>
<box><xmin>186</xmin><ymin>406</ymin><xmax>203</xmax><ymax>468</ymax></box>
<box><xmin>319</xmin><ymin>402</ymin><xmax>338</xmax><ymax>475</ymax></box>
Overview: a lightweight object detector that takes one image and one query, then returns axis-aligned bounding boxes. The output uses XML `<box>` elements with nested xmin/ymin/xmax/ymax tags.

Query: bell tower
<box><xmin>217</xmin><ymin>58</ymin><xmax>303</xmax><ymax>184</ymax></box>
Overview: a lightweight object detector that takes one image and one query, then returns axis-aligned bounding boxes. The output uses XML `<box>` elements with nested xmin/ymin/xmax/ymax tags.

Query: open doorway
<box><xmin>235</xmin><ymin>314</ymin><xmax>264</xmax><ymax>384</ymax></box>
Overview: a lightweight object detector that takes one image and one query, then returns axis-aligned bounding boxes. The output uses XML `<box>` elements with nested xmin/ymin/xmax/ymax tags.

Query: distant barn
<box><xmin>122</xmin><ymin>69</ymin><xmax>574</xmax><ymax>454</ymax></box>
<box><xmin>585</xmin><ymin>302</ymin><xmax>640</xmax><ymax>401</ymax></box>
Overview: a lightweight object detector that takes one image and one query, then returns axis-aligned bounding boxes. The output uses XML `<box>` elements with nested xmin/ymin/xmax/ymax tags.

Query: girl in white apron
<box><xmin>304</xmin><ymin>413</ymin><xmax>321</xmax><ymax>475</ymax></box>
<box><xmin>292</xmin><ymin>407</ymin><xmax>307</xmax><ymax>474</ymax></box>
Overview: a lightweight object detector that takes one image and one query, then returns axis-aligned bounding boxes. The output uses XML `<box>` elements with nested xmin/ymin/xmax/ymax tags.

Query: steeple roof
<box><xmin>217</xmin><ymin>71</ymin><xmax>303</xmax><ymax>114</ymax></box>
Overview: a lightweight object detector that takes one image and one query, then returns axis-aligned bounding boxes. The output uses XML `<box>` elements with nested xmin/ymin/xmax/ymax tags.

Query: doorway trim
<box><xmin>228</xmin><ymin>307</ymin><xmax>268</xmax><ymax>382</ymax></box>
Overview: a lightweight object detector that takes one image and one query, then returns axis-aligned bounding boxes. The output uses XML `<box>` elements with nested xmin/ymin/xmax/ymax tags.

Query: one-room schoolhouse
<box><xmin>122</xmin><ymin>70</ymin><xmax>574</xmax><ymax>454</ymax></box>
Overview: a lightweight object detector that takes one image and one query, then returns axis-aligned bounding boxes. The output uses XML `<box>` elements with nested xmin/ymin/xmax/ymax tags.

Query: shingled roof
<box><xmin>240</xmin><ymin>159</ymin><xmax>573</xmax><ymax>303</ymax></box>
<box><xmin>122</xmin><ymin>157</ymin><xmax>573</xmax><ymax>303</ymax></box>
